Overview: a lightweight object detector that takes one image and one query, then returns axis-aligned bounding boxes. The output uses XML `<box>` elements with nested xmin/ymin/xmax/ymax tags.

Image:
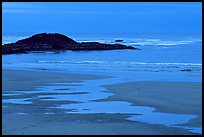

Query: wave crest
<box><xmin>37</xmin><ymin>60</ymin><xmax>202</xmax><ymax>66</ymax></box>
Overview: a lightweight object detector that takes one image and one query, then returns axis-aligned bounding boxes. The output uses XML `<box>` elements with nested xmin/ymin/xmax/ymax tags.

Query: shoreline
<box><xmin>2</xmin><ymin>68</ymin><xmax>110</xmax><ymax>91</ymax></box>
<box><xmin>101</xmin><ymin>81</ymin><xmax>202</xmax><ymax>128</ymax></box>
<box><xmin>2</xmin><ymin>69</ymin><xmax>202</xmax><ymax>135</ymax></box>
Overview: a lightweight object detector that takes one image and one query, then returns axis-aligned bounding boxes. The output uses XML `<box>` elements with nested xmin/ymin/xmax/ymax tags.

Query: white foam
<box><xmin>37</xmin><ymin>60</ymin><xmax>202</xmax><ymax>66</ymax></box>
<box><xmin>14</xmin><ymin>112</ymin><xmax>27</xmax><ymax>115</ymax></box>
<box><xmin>77</xmin><ymin>38</ymin><xmax>201</xmax><ymax>47</ymax></box>
<box><xmin>127</xmin><ymin>39</ymin><xmax>199</xmax><ymax>46</ymax></box>
<box><xmin>45</xmin><ymin>112</ymin><xmax>54</xmax><ymax>115</ymax></box>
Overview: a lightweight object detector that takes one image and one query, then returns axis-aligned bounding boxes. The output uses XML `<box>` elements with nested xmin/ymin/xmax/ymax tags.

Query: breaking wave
<box><xmin>79</xmin><ymin>37</ymin><xmax>201</xmax><ymax>46</ymax></box>
<box><xmin>37</xmin><ymin>60</ymin><xmax>202</xmax><ymax>66</ymax></box>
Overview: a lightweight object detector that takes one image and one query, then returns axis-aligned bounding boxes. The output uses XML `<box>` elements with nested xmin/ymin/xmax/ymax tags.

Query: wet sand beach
<box><xmin>2</xmin><ymin>69</ymin><xmax>201</xmax><ymax>135</ymax></box>
<box><xmin>102</xmin><ymin>81</ymin><xmax>202</xmax><ymax>128</ymax></box>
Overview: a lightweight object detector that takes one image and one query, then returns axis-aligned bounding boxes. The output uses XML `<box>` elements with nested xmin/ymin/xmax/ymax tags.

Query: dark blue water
<box><xmin>2</xmin><ymin>32</ymin><xmax>202</xmax><ymax>82</ymax></box>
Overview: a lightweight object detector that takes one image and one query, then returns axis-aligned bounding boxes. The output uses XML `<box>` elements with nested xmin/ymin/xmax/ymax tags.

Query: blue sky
<box><xmin>2</xmin><ymin>2</ymin><xmax>202</xmax><ymax>34</ymax></box>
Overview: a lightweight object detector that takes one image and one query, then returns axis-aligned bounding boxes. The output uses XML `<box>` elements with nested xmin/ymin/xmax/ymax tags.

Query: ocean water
<box><xmin>2</xmin><ymin>32</ymin><xmax>202</xmax><ymax>82</ymax></box>
<box><xmin>2</xmin><ymin>32</ymin><xmax>202</xmax><ymax>134</ymax></box>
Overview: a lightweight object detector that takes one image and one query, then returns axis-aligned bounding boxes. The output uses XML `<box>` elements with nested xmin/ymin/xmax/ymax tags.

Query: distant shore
<box><xmin>2</xmin><ymin>69</ymin><xmax>201</xmax><ymax>135</ymax></box>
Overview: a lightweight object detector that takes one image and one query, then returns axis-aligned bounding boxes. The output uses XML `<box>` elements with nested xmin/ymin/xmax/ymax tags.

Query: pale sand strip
<box><xmin>102</xmin><ymin>81</ymin><xmax>202</xmax><ymax>127</ymax></box>
<box><xmin>2</xmin><ymin>69</ymin><xmax>200</xmax><ymax>135</ymax></box>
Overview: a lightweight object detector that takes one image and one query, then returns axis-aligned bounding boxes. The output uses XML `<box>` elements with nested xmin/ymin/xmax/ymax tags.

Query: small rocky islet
<box><xmin>2</xmin><ymin>33</ymin><xmax>138</xmax><ymax>54</ymax></box>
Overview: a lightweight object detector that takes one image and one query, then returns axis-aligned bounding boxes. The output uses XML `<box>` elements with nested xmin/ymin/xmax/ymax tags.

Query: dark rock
<box><xmin>2</xmin><ymin>33</ymin><xmax>138</xmax><ymax>54</ymax></box>
<box><xmin>180</xmin><ymin>69</ymin><xmax>192</xmax><ymax>72</ymax></box>
<box><xmin>115</xmin><ymin>39</ymin><xmax>123</xmax><ymax>42</ymax></box>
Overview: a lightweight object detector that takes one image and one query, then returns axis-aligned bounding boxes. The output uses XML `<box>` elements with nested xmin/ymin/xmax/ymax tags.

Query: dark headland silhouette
<box><xmin>2</xmin><ymin>33</ymin><xmax>138</xmax><ymax>54</ymax></box>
